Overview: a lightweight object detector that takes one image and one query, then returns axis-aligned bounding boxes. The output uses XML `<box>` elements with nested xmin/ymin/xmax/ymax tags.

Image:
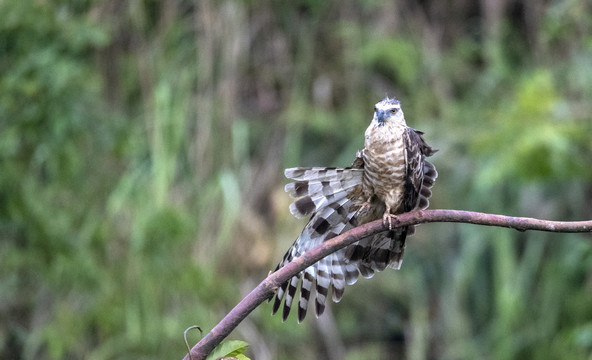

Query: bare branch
<box><xmin>183</xmin><ymin>209</ymin><xmax>592</xmax><ymax>360</ymax></box>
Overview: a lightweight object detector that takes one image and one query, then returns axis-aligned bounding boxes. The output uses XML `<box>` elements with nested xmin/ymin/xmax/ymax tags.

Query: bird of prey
<box><xmin>272</xmin><ymin>96</ymin><xmax>438</xmax><ymax>322</ymax></box>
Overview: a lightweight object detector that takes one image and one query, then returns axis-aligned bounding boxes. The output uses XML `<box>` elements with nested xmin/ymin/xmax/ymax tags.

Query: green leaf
<box><xmin>205</xmin><ymin>340</ymin><xmax>249</xmax><ymax>360</ymax></box>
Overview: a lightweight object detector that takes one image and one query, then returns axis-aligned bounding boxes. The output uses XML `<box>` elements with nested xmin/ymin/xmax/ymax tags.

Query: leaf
<box><xmin>205</xmin><ymin>340</ymin><xmax>249</xmax><ymax>360</ymax></box>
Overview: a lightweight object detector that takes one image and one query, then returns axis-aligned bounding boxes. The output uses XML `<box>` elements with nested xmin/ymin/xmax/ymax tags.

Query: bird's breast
<box><xmin>362</xmin><ymin>125</ymin><xmax>407</xmax><ymax>213</ymax></box>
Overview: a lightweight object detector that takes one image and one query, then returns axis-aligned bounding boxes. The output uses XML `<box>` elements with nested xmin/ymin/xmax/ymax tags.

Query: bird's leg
<box><xmin>358</xmin><ymin>197</ymin><xmax>373</xmax><ymax>214</ymax></box>
<box><xmin>382</xmin><ymin>206</ymin><xmax>399</xmax><ymax>230</ymax></box>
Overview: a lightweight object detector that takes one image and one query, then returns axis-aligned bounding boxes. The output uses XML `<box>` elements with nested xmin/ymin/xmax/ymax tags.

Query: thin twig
<box><xmin>184</xmin><ymin>326</ymin><xmax>203</xmax><ymax>360</ymax></box>
<box><xmin>182</xmin><ymin>209</ymin><xmax>592</xmax><ymax>360</ymax></box>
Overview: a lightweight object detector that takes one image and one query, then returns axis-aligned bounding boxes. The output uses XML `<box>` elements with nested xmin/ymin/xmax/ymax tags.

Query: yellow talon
<box><xmin>382</xmin><ymin>212</ymin><xmax>399</xmax><ymax>230</ymax></box>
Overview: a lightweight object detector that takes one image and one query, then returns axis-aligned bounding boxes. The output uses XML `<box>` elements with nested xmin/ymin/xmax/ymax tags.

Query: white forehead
<box><xmin>374</xmin><ymin>98</ymin><xmax>401</xmax><ymax>111</ymax></box>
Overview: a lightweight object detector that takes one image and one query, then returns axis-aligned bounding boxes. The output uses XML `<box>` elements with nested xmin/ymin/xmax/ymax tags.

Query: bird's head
<box><xmin>373</xmin><ymin>97</ymin><xmax>405</xmax><ymax>126</ymax></box>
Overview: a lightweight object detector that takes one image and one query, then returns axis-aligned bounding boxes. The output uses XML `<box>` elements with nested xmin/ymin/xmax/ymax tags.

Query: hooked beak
<box><xmin>376</xmin><ymin>109</ymin><xmax>388</xmax><ymax>125</ymax></box>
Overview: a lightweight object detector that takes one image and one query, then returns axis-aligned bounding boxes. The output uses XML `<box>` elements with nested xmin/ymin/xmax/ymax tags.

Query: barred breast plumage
<box><xmin>361</xmin><ymin>120</ymin><xmax>408</xmax><ymax>216</ymax></box>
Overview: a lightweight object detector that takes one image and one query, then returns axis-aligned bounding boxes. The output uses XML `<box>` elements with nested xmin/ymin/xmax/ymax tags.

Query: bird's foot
<box><xmin>382</xmin><ymin>213</ymin><xmax>400</xmax><ymax>231</ymax></box>
<box><xmin>357</xmin><ymin>198</ymin><xmax>372</xmax><ymax>214</ymax></box>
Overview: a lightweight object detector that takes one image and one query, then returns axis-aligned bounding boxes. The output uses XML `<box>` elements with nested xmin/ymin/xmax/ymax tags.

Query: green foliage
<box><xmin>361</xmin><ymin>37</ymin><xmax>421</xmax><ymax>89</ymax></box>
<box><xmin>473</xmin><ymin>69</ymin><xmax>592</xmax><ymax>188</ymax></box>
<box><xmin>1</xmin><ymin>1</ymin><xmax>591</xmax><ymax>359</ymax></box>
<box><xmin>205</xmin><ymin>340</ymin><xmax>250</xmax><ymax>360</ymax></box>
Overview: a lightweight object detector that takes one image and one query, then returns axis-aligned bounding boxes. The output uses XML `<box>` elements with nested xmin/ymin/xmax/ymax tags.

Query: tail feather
<box><xmin>345</xmin><ymin>228</ymin><xmax>407</xmax><ymax>274</ymax></box>
<box><xmin>357</xmin><ymin>263</ymin><xmax>375</xmax><ymax>278</ymax></box>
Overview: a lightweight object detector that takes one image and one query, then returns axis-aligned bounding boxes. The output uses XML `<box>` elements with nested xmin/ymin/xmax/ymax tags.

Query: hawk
<box><xmin>272</xmin><ymin>97</ymin><xmax>438</xmax><ymax>322</ymax></box>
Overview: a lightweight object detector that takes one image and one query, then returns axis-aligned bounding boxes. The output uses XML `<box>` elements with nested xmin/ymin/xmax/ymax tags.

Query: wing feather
<box><xmin>272</xmin><ymin>166</ymin><xmax>363</xmax><ymax>322</ymax></box>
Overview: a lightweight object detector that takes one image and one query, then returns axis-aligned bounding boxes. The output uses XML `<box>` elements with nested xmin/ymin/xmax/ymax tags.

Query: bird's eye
<box><xmin>391</xmin><ymin>109</ymin><xmax>398</xmax><ymax>114</ymax></box>
<box><xmin>374</xmin><ymin>107</ymin><xmax>377</xmax><ymax>112</ymax></box>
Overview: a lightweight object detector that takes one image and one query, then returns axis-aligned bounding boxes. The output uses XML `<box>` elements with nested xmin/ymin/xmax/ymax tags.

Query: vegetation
<box><xmin>1</xmin><ymin>1</ymin><xmax>591</xmax><ymax>359</ymax></box>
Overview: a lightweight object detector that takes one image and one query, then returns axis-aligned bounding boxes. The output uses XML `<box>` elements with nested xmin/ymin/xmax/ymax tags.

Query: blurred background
<box><xmin>1</xmin><ymin>1</ymin><xmax>592</xmax><ymax>359</ymax></box>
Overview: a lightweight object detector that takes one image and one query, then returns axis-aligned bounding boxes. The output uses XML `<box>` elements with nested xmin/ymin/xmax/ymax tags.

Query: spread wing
<box><xmin>272</xmin><ymin>164</ymin><xmax>364</xmax><ymax>322</ymax></box>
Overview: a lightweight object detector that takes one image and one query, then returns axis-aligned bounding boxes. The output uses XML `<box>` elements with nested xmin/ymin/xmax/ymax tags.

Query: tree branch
<box><xmin>183</xmin><ymin>209</ymin><xmax>592</xmax><ymax>360</ymax></box>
